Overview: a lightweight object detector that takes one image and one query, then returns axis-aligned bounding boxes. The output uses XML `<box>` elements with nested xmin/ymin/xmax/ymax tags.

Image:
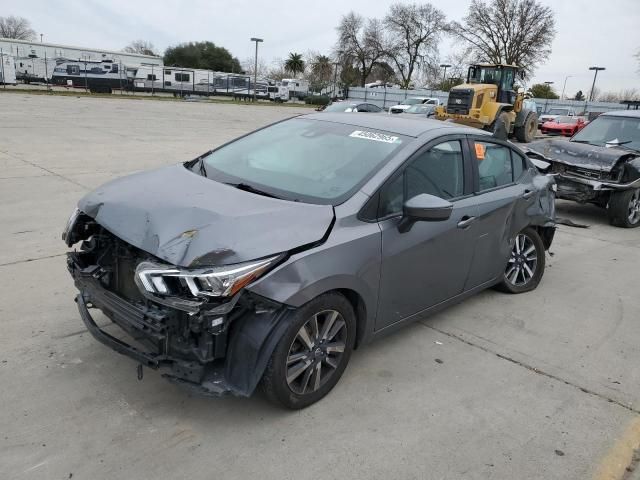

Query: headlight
<box><xmin>135</xmin><ymin>255</ymin><xmax>282</xmax><ymax>302</ymax></box>
<box><xmin>62</xmin><ymin>208</ymin><xmax>81</xmax><ymax>246</ymax></box>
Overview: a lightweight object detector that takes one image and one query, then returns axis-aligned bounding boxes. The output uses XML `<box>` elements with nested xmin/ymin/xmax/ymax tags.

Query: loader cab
<box><xmin>467</xmin><ymin>64</ymin><xmax>517</xmax><ymax>105</ymax></box>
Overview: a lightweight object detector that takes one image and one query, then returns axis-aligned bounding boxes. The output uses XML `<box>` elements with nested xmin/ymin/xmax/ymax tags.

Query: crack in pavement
<box><xmin>420</xmin><ymin>321</ymin><xmax>640</xmax><ymax>415</ymax></box>
<box><xmin>0</xmin><ymin>149</ymin><xmax>90</xmax><ymax>191</ymax></box>
<box><xmin>0</xmin><ymin>253</ymin><xmax>67</xmax><ymax>268</ymax></box>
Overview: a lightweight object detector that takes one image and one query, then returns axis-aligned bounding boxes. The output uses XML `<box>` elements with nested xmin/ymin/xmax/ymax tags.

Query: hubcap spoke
<box><xmin>312</xmin><ymin>362</ymin><xmax>322</xmax><ymax>391</ymax></box>
<box><xmin>296</xmin><ymin>325</ymin><xmax>314</xmax><ymax>350</ymax></box>
<box><xmin>320</xmin><ymin>311</ymin><xmax>338</xmax><ymax>341</ymax></box>
<box><xmin>325</xmin><ymin>319</ymin><xmax>346</xmax><ymax>342</ymax></box>
<box><xmin>287</xmin><ymin>360</ymin><xmax>312</xmax><ymax>384</ymax></box>
<box><xmin>325</xmin><ymin>341</ymin><xmax>345</xmax><ymax>354</ymax></box>
<box><xmin>287</xmin><ymin>351</ymin><xmax>308</xmax><ymax>365</ymax></box>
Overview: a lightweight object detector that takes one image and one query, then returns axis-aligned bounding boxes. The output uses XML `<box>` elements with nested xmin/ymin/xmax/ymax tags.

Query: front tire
<box><xmin>497</xmin><ymin>227</ymin><xmax>546</xmax><ymax>293</ymax></box>
<box><xmin>608</xmin><ymin>188</ymin><xmax>640</xmax><ymax>228</ymax></box>
<box><xmin>515</xmin><ymin>113</ymin><xmax>537</xmax><ymax>142</ymax></box>
<box><xmin>261</xmin><ymin>292</ymin><xmax>356</xmax><ymax>409</ymax></box>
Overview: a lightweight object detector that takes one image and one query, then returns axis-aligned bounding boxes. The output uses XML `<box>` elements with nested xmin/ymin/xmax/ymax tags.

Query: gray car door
<box><xmin>463</xmin><ymin>137</ymin><xmax>536</xmax><ymax>289</ymax></box>
<box><xmin>375</xmin><ymin>137</ymin><xmax>479</xmax><ymax>331</ymax></box>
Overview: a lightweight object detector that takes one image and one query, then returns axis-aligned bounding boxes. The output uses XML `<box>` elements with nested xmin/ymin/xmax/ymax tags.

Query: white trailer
<box><xmin>0</xmin><ymin>53</ymin><xmax>16</xmax><ymax>85</ymax></box>
<box><xmin>14</xmin><ymin>56</ymin><xmax>58</xmax><ymax>83</ymax></box>
<box><xmin>281</xmin><ymin>78</ymin><xmax>309</xmax><ymax>99</ymax></box>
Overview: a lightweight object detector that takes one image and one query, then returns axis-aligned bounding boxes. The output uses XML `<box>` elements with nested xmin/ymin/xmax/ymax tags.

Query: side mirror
<box><xmin>398</xmin><ymin>194</ymin><xmax>453</xmax><ymax>233</ymax></box>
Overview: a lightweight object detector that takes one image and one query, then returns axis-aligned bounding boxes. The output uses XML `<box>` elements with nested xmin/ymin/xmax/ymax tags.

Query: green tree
<box><xmin>308</xmin><ymin>54</ymin><xmax>333</xmax><ymax>91</ymax></box>
<box><xmin>528</xmin><ymin>83</ymin><xmax>559</xmax><ymax>99</ymax></box>
<box><xmin>164</xmin><ymin>41</ymin><xmax>242</xmax><ymax>73</ymax></box>
<box><xmin>285</xmin><ymin>52</ymin><xmax>305</xmax><ymax>76</ymax></box>
<box><xmin>574</xmin><ymin>90</ymin><xmax>585</xmax><ymax>101</ymax></box>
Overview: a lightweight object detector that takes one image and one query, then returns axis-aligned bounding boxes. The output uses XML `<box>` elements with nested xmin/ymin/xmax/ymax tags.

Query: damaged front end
<box><xmin>64</xmin><ymin>212</ymin><xmax>294</xmax><ymax>397</ymax></box>
<box><xmin>522</xmin><ymin>138</ymin><xmax>640</xmax><ymax>204</ymax></box>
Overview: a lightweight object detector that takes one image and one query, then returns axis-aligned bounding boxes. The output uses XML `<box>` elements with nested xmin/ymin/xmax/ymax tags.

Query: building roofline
<box><xmin>0</xmin><ymin>37</ymin><xmax>161</xmax><ymax>60</ymax></box>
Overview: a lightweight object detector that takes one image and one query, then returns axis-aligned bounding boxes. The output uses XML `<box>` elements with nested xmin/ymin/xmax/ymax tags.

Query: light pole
<box><xmin>588</xmin><ymin>66</ymin><xmax>605</xmax><ymax>102</ymax></box>
<box><xmin>40</xmin><ymin>34</ymin><xmax>43</xmax><ymax>43</ymax></box>
<box><xmin>544</xmin><ymin>81</ymin><xmax>554</xmax><ymax>111</ymax></box>
<box><xmin>250</xmin><ymin>37</ymin><xmax>263</xmax><ymax>102</ymax></box>
<box><xmin>561</xmin><ymin>75</ymin><xmax>573</xmax><ymax>100</ymax></box>
<box><xmin>439</xmin><ymin>63</ymin><xmax>451</xmax><ymax>88</ymax></box>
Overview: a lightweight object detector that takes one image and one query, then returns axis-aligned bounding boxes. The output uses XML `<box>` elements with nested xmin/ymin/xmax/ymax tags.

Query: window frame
<box><xmin>360</xmin><ymin>134</ymin><xmax>474</xmax><ymax>222</ymax></box>
<box><xmin>466</xmin><ymin>136</ymin><xmax>525</xmax><ymax>194</ymax></box>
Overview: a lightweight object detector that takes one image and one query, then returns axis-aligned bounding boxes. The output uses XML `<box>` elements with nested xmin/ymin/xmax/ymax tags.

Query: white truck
<box><xmin>388</xmin><ymin>96</ymin><xmax>442</xmax><ymax>114</ymax></box>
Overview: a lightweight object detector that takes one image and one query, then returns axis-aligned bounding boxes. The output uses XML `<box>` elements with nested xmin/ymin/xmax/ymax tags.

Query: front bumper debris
<box><xmin>68</xmin><ymin>250</ymin><xmax>290</xmax><ymax>397</ymax></box>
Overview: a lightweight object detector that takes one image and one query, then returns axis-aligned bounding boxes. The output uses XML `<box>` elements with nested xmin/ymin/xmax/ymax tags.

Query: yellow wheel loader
<box><xmin>434</xmin><ymin>64</ymin><xmax>538</xmax><ymax>142</ymax></box>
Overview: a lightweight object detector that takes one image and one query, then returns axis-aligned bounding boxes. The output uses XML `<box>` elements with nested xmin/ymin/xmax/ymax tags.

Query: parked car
<box><xmin>538</xmin><ymin>107</ymin><xmax>577</xmax><ymax>128</ymax></box>
<box><xmin>389</xmin><ymin>97</ymin><xmax>441</xmax><ymax>114</ymax></box>
<box><xmin>540</xmin><ymin>116</ymin><xmax>587</xmax><ymax>136</ymax></box>
<box><xmin>63</xmin><ymin>114</ymin><xmax>556</xmax><ymax>408</ymax></box>
<box><xmin>322</xmin><ymin>102</ymin><xmax>382</xmax><ymax>113</ymax></box>
<box><xmin>398</xmin><ymin>104</ymin><xmax>436</xmax><ymax>118</ymax></box>
<box><xmin>525</xmin><ymin>110</ymin><xmax>640</xmax><ymax>227</ymax></box>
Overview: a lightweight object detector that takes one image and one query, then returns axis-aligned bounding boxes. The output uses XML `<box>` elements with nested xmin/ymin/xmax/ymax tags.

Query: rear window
<box><xmin>201</xmin><ymin>118</ymin><xmax>409</xmax><ymax>205</ymax></box>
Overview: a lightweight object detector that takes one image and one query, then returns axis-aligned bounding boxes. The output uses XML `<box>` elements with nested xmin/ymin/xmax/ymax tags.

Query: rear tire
<box><xmin>608</xmin><ymin>188</ymin><xmax>640</xmax><ymax>228</ymax></box>
<box><xmin>515</xmin><ymin>113</ymin><xmax>537</xmax><ymax>142</ymax></box>
<box><xmin>496</xmin><ymin>227</ymin><xmax>546</xmax><ymax>294</ymax></box>
<box><xmin>261</xmin><ymin>292</ymin><xmax>356</xmax><ymax>409</ymax></box>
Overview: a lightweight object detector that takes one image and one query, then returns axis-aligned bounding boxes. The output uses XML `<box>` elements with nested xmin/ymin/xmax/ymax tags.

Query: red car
<box><xmin>541</xmin><ymin>116</ymin><xmax>587</xmax><ymax>137</ymax></box>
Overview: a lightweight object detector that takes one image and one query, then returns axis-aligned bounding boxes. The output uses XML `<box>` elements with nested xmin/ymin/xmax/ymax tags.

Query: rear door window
<box><xmin>473</xmin><ymin>141</ymin><xmax>515</xmax><ymax>191</ymax></box>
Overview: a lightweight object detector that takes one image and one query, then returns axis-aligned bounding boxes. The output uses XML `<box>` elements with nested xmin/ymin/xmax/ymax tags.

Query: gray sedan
<box><xmin>63</xmin><ymin>114</ymin><xmax>556</xmax><ymax>409</ymax></box>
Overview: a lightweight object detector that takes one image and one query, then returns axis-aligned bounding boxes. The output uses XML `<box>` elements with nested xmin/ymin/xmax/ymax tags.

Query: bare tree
<box><xmin>384</xmin><ymin>3</ymin><xmax>446</xmax><ymax>88</ymax></box>
<box><xmin>336</xmin><ymin>12</ymin><xmax>386</xmax><ymax>87</ymax></box>
<box><xmin>598</xmin><ymin>88</ymin><xmax>640</xmax><ymax>102</ymax></box>
<box><xmin>241</xmin><ymin>57</ymin><xmax>268</xmax><ymax>78</ymax></box>
<box><xmin>0</xmin><ymin>15</ymin><xmax>36</xmax><ymax>40</ymax></box>
<box><xmin>448</xmin><ymin>0</ymin><xmax>555</xmax><ymax>78</ymax></box>
<box><xmin>123</xmin><ymin>40</ymin><xmax>157</xmax><ymax>56</ymax></box>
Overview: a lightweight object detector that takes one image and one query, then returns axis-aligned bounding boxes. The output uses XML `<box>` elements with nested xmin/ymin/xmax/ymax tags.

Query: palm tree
<box><xmin>285</xmin><ymin>52</ymin><xmax>305</xmax><ymax>77</ymax></box>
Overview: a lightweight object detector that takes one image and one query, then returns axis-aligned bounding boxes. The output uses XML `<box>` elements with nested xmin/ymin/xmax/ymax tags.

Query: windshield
<box><xmin>571</xmin><ymin>115</ymin><xmax>640</xmax><ymax>151</ymax></box>
<box><xmin>201</xmin><ymin>118</ymin><xmax>408</xmax><ymax>204</ymax></box>
<box><xmin>324</xmin><ymin>102</ymin><xmax>355</xmax><ymax>112</ymax></box>
<box><xmin>468</xmin><ymin>66</ymin><xmax>502</xmax><ymax>85</ymax></box>
<box><xmin>547</xmin><ymin>108</ymin><xmax>569</xmax><ymax>116</ymax></box>
<box><xmin>403</xmin><ymin>98</ymin><xmax>424</xmax><ymax>105</ymax></box>
<box><xmin>406</xmin><ymin>104</ymin><xmax>434</xmax><ymax>114</ymax></box>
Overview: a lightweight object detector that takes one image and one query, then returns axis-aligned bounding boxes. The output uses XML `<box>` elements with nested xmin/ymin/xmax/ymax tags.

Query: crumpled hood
<box><xmin>526</xmin><ymin>138</ymin><xmax>637</xmax><ymax>172</ymax></box>
<box><xmin>78</xmin><ymin>164</ymin><xmax>335</xmax><ymax>267</ymax></box>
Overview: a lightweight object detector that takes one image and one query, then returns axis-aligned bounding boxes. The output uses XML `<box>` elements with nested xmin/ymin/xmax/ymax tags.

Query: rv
<box><xmin>268</xmin><ymin>85</ymin><xmax>289</xmax><ymax>102</ymax></box>
<box><xmin>14</xmin><ymin>57</ymin><xmax>58</xmax><ymax>83</ymax></box>
<box><xmin>281</xmin><ymin>78</ymin><xmax>309</xmax><ymax>99</ymax></box>
<box><xmin>0</xmin><ymin>54</ymin><xmax>17</xmax><ymax>85</ymax></box>
<box><xmin>52</xmin><ymin>59</ymin><xmax>127</xmax><ymax>93</ymax></box>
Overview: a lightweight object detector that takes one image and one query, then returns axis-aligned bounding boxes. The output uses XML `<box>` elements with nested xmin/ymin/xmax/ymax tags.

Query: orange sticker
<box><xmin>475</xmin><ymin>142</ymin><xmax>485</xmax><ymax>160</ymax></box>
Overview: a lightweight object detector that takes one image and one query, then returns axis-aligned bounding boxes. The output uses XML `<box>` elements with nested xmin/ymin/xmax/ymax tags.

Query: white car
<box><xmin>389</xmin><ymin>97</ymin><xmax>441</xmax><ymax>114</ymax></box>
<box><xmin>538</xmin><ymin>107</ymin><xmax>576</xmax><ymax>127</ymax></box>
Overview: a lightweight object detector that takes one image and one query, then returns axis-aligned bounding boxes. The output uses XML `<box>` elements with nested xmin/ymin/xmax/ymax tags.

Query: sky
<box><xmin>2</xmin><ymin>0</ymin><xmax>639</xmax><ymax>95</ymax></box>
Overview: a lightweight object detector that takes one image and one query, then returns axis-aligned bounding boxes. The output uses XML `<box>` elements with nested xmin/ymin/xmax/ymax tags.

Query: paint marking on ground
<box><xmin>593</xmin><ymin>416</ymin><xmax>640</xmax><ymax>480</ymax></box>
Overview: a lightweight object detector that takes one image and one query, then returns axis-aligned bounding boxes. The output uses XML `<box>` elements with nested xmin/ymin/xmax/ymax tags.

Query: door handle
<box><xmin>522</xmin><ymin>190</ymin><xmax>535</xmax><ymax>199</ymax></box>
<box><xmin>457</xmin><ymin>216</ymin><xmax>476</xmax><ymax>229</ymax></box>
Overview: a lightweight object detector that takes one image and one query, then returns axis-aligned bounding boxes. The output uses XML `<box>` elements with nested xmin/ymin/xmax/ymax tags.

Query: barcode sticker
<box><xmin>350</xmin><ymin>130</ymin><xmax>400</xmax><ymax>144</ymax></box>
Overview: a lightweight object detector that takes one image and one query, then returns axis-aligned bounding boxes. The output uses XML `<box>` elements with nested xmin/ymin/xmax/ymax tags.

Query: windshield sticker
<box><xmin>350</xmin><ymin>130</ymin><xmax>400</xmax><ymax>144</ymax></box>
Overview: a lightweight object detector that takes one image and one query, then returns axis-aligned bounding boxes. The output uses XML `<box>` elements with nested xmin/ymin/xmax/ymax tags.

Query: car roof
<box><xmin>303</xmin><ymin>112</ymin><xmax>487</xmax><ymax>137</ymax></box>
<box><xmin>600</xmin><ymin>110</ymin><xmax>640</xmax><ymax>118</ymax></box>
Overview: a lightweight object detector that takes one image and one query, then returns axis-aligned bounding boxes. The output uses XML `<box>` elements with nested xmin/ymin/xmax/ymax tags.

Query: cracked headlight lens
<box><xmin>62</xmin><ymin>207</ymin><xmax>81</xmax><ymax>245</ymax></box>
<box><xmin>135</xmin><ymin>255</ymin><xmax>282</xmax><ymax>300</ymax></box>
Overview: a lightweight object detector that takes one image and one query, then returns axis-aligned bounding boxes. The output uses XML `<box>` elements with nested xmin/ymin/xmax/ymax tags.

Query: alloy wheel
<box><xmin>628</xmin><ymin>190</ymin><xmax>640</xmax><ymax>225</ymax></box>
<box><xmin>505</xmin><ymin>233</ymin><xmax>538</xmax><ymax>286</ymax></box>
<box><xmin>286</xmin><ymin>310</ymin><xmax>347</xmax><ymax>395</ymax></box>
